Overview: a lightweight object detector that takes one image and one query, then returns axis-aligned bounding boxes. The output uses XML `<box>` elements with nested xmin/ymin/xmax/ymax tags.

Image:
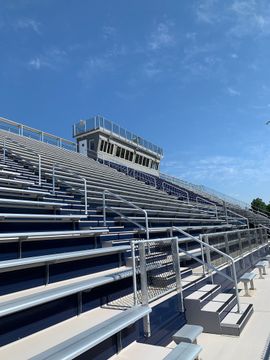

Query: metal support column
<box><xmin>199</xmin><ymin>234</ymin><xmax>206</xmax><ymax>275</ymax></box>
<box><xmin>139</xmin><ymin>242</ymin><xmax>151</xmax><ymax>337</ymax></box>
<box><xmin>171</xmin><ymin>237</ymin><xmax>184</xmax><ymax>312</ymax></box>
<box><xmin>204</xmin><ymin>235</ymin><xmax>214</xmax><ymax>283</ymax></box>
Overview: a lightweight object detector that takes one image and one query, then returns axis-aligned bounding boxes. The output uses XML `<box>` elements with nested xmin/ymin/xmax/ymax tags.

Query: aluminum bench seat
<box><xmin>0</xmin><ymin>198</ymin><xmax>69</xmax><ymax>208</ymax></box>
<box><xmin>144</xmin><ymin>224</ymin><xmax>236</xmax><ymax>234</ymax></box>
<box><xmin>239</xmin><ymin>272</ymin><xmax>256</xmax><ymax>296</ymax></box>
<box><xmin>102</xmin><ymin>207</ymin><xmax>216</xmax><ymax>218</ymax></box>
<box><xmin>0</xmin><ymin>267</ymin><xmax>133</xmax><ymax>317</ymax></box>
<box><xmin>0</xmin><ymin>186</ymin><xmax>49</xmax><ymax>196</ymax></box>
<box><xmin>29</xmin><ymin>305</ymin><xmax>151</xmax><ymax>360</ymax></box>
<box><xmin>0</xmin><ymin>177</ymin><xmax>35</xmax><ymax>187</ymax></box>
<box><xmin>0</xmin><ymin>214</ymin><xmax>87</xmax><ymax>222</ymax></box>
<box><xmin>172</xmin><ymin>324</ymin><xmax>203</xmax><ymax>344</ymax></box>
<box><xmin>256</xmin><ymin>261</ymin><xmax>268</xmax><ymax>278</ymax></box>
<box><xmin>116</xmin><ymin>216</ymin><xmax>225</xmax><ymax>224</ymax></box>
<box><xmin>0</xmin><ymin>245</ymin><xmax>130</xmax><ymax>272</ymax></box>
<box><xmin>0</xmin><ymin>169</ymin><xmax>21</xmax><ymax>177</ymax></box>
<box><xmin>163</xmin><ymin>342</ymin><xmax>202</xmax><ymax>360</ymax></box>
<box><xmin>0</xmin><ymin>228</ymin><xmax>109</xmax><ymax>243</ymax></box>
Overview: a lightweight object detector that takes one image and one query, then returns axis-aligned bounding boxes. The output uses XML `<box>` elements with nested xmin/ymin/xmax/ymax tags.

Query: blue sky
<box><xmin>1</xmin><ymin>0</ymin><xmax>270</xmax><ymax>203</ymax></box>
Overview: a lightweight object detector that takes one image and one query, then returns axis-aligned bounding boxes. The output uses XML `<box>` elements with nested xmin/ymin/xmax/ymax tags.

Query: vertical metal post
<box><xmin>52</xmin><ymin>164</ymin><xmax>56</xmax><ymax>195</ymax></box>
<box><xmin>83</xmin><ymin>178</ymin><xmax>88</xmax><ymax>215</ymax></box>
<box><xmin>103</xmin><ymin>191</ymin><xmax>107</xmax><ymax>226</ymax></box>
<box><xmin>172</xmin><ymin>237</ymin><xmax>184</xmax><ymax>312</ymax></box>
<box><xmin>199</xmin><ymin>234</ymin><xmax>206</xmax><ymax>275</ymax></box>
<box><xmin>255</xmin><ymin>228</ymin><xmax>259</xmax><ymax>248</ymax></box>
<box><xmin>204</xmin><ymin>235</ymin><xmax>214</xmax><ymax>284</ymax></box>
<box><xmin>237</xmin><ymin>232</ymin><xmax>243</xmax><ymax>258</ymax></box>
<box><xmin>224</xmin><ymin>233</ymin><xmax>230</xmax><ymax>261</ymax></box>
<box><xmin>223</xmin><ymin>201</ymin><xmax>228</xmax><ymax>224</ymax></box>
<box><xmin>131</xmin><ymin>241</ymin><xmax>138</xmax><ymax>306</ymax></box>
<box><xmin>259</xmin><ymin>228</ymin><xmax>264</xmax><ymax>245</ymax></box>
<box><xmin>3</xmin><ymin>138</ymin><xmax>6</xmax><ymax>164</ymax></box>
<box><xmin>38</xmin><ymin>155</ymin><xmax>41</xmax><ymax>186</ymax></box>
<box><xmin>139</xmin><ymin>242</ymin><xmax>151</xmax><ymax>337</ymax></box>
<box><xmin>247</xmin><ymin>229</ymin><xmax>254</xmax><ymax>264</ymax></box>
<box><xmin>230</xmin><ymin>259</ymin><xmax>241</xmax><ymax>313</ymax></box>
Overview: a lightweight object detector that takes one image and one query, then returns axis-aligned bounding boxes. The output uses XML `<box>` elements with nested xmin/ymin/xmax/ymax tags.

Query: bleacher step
<box><xmin>220</xmin><ymin>303</ymin><xmax>254</xmax><ymax>336</ymax></box>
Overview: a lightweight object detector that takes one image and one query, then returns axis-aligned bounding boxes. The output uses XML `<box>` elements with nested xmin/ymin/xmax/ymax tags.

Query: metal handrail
<box><xmin>226</xmin><ymin>209</ymin><xmax>249</xmax><ymax>228</ymax></box>
<box><xmin>103</xmin><ymin>189</ymin><xmax>149</xmax><ymax>239</ymax></box>
<box><xmin>52</xmin><ymin>163</ymin><xmax>88</xmax><ymax>215</ymax></box>
<box><xmin>2</xmin><ymin>137</ymin><xmax>42</xmax><ymax>186</ymax></box>
<box><xmin>162</xmin><ymin>181</ymin><xmax>189</xmax><ymax>203</ymax></box>
<box><xmin>172</xmin><ymin>226</ymin><xmax>241</xmax><ymax>313</ymax></box>
<box><xmin>196</xmin><ymin>196</ymin><xmax>218</xmax><ymax>218</ymax></box>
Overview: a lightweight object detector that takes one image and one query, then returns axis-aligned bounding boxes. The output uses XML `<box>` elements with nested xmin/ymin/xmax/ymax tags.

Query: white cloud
<box><xmin>28</xmin><ymin>57</ymin><xmax>42</xmax><ymax>70</ymax></box>
<box><xmin>102</xmin><ymin>26</ymin><xmax>116</xmax><ymax>39</ymax></box>
<box><xmin>28</xmin><ymin>48</ymin><xmax>67</xmax><ymax>70</ymax></box>
<box><xmin>195</xmin><ymin>0</ymin><xmax>221</xmax><ymax>24</ymax></box>
<box><xmin>227</xmin><ymin>86</ymin><xmax>241</xmax><ymax>96</ymax></box>
<box><xmin>78</xmin><ymin>57</ymin><xmax>112</xmax><ymax>82</ymax></box>
<box><xmin>194</xmin><ymin>0</ymin><xmax>270</xmax><ymax>38</ymax></box>
<box><xmin>162</xmin><ymin>149</ymin><xmax>270</xmax><ymax>194</ymax></box>
<box><xmin>149</xmin><ymin>21</ymin><xmax>175</xmax><ymax>50</ymax></box>
<box><xmin>143</xmin><ymin>60</ymin><xmax>161</xmax><ymax>78</ymax></box>
<box><xmin>14</xmin><ymin>18</ymin><xmax>41</xmax><ymax>34</ymax></box>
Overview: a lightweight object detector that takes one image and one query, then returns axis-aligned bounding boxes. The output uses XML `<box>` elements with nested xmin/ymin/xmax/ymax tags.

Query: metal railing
<box><xmin>130</xmin><ymin>236</ymin><xmax>182</xmax><ymax>337</ymax></box>
<box><xmin>0</xmin><ymin>116</ymin><xmax>77</xmax><ymax>151</ymax></box>
<box><xmin>226</xmin><ymin>208</ymin><xmax>249</xmax><ymax>228</ymax></box>
<box><xmin>160</xmin><ymin>172</ymin><xmax>250</xmax><ymax>209</ymax></box>
<box><xmin>2</xmin><ymin>136</ymin><xmax>42</xmax><ymax>186</ymax></box>
<box><xmin>1</xmin><ymin>136</ymin><xmax>89</xmax><ymax>214</ymax></box>
<box><xmin>171</xmin><ymin>226</ymin><xmax>241</xmax><ymax>313</ymax></box>
<box><xmin>162</xmin><ymin>181</ymin><xmax>189</xmax><ymax>203</ymax></box>
<box><xmin>196</xmin><ymin>196</ymin><xmax>218</xmax><ymax>218</ymax></box>
<box><xmin>103</xmin><ymin>189</ymin><xmax>149</xmax><ymax>239</ymax></box>
<box><xmin>52</xmin><ymin>163</ymin><xmax>88</xmax><ymax>215</ymax></box>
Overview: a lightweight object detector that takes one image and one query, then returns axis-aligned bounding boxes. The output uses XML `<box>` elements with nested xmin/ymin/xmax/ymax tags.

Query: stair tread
<box><xmin>201</xmin><ymin>293</ymin><xmax>235</xmax><ymax>312</ymax></box>
<box><xmin>221</xmin><ymin>303</ymin><xmax>253</xmax><ymax>326</ymax></box>
<box><xmin>185</xmin><ymin>284</ymin><xmax>220</xmax><ymax>300</ymax></box>
<box><xmin>198</xmin><ymin>284</ymin><xmax>220</xmax><ymax>293</ymax></box>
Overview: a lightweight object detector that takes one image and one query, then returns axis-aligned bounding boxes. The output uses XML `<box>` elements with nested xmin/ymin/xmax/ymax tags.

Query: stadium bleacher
<box><xmin>0</xmin><ymin>127</ymin><xmax>268</xmax><ymax>360</ymax></box>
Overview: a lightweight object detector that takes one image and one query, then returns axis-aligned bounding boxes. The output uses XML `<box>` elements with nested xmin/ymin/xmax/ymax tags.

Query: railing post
<box><xmin>254</xmin><ymin>228</ymin><xmax>259</xmax><ymax>248</ymax></box>
<box><xmin>204</xmin><ymin>235</ymin><xmax>214</xmax><ymax>283</ymax></box>
<box><xmin>223</xmin><ymin>201</ymin><xmax>228</xmax><ymax>224</ymax></box>
<box><xmin>199</xmin><ymin>234</ymin><xmax>206</xmax><ymax>275</ymax></box>
<box><xmin>3</xmin><ymin>138</ymin><xmax>6</xmax><ymax>164</ymax></box>
<box><xmin>131</xmin><ymin>241</ymin><xmax>138</xmax><ymax>306</ymax></box>
<box><xmin>144</xmin><ymin>210</ymin><xmax>149</xmax><ymax>240</ymax></box>
<box><xmin>224</xmin><ymin>233</ymin><xmax>230</xmax><ymax>260</ymax></box>
<box><xmin>38</xmin><ymin>155</ymin><xmax>41</xmax><ymax>186</ymax></box>
<box><xmin>230</xmin><ymin>258</ymin><xmax>241</xmax><ymax>313</ymax></box>
<box><xmin>52</xmin><ymin>163</ymin><xmax>56</xmax><ymax>195</ymax></box>
<box><xmin>237</xmin><ymin>232</ymin><xmax>243</xmax><ymax>258</ymax></box>
<box><xmin>171</xmin><ymin>237</ymin><xmax>184</xmax><ymax>312</ymax></box>
<box><xmin>247</xmin><ymin>229</ymin><xmax>254</xmax><ymax>264</ymax></box>
<box><xmin>83</xmin><ymin>178</ymin><xmax>88</xmax><ymax>215</ymax></box>
<box><xmin>139</xmin><ymin>242</ymin><xmax>151</xmax><ymax>337</ymax></box>
<box><xmin>103</xmin><ymin>191</ymin><xmax>107</xmax><ymax>226</ymax></box>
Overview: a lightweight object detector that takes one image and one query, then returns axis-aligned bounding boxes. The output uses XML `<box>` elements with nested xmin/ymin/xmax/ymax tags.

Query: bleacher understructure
<box><xmin>0</xmin><ymin>128</ymin><xmax>269</xmax><ymax>359</ymax></box>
